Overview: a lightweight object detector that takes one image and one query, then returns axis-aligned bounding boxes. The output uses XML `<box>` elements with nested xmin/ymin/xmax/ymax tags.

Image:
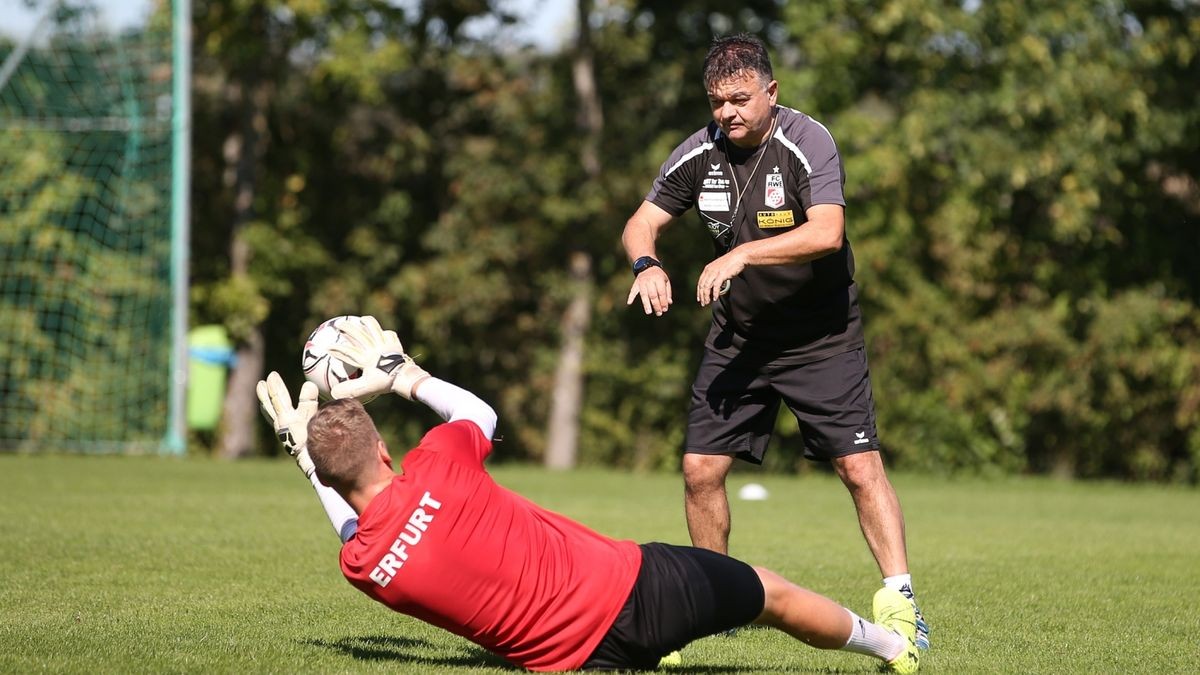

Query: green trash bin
<box><xmin>187</xmin><ymin>325</ymin><xmax>235</xmax><ymax>430</ymax></box>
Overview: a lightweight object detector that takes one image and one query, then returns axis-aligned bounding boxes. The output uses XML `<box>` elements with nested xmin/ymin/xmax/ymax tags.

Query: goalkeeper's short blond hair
<box><xmin>307</xmin><ymin>398</ymin><xmax>381</xmax><ymax>492</ymax></box>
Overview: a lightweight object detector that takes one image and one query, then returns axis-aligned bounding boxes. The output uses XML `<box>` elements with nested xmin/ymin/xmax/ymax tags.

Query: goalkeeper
<box><xmin>257</xmin><ymin>316</ymin><xmax>920</xmax><ymax>673</ymax></box>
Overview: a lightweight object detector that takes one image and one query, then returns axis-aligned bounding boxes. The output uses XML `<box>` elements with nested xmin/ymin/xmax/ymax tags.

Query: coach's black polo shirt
<box><xmin>646</xmin><ymin>105</ymin><xmax>864</xmax><ymax>365</ymax></box>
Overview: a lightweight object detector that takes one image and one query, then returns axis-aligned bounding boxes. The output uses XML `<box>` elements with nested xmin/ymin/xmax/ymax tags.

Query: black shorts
<box><xmin>582</xmin><ymin>543</ymin><xmax>765</xmax><ymax>671</ymax></box>
<box><xmin>686</xmin><ymin>346</ymin><xmax>880</xmax><ymax>463</ymax></box>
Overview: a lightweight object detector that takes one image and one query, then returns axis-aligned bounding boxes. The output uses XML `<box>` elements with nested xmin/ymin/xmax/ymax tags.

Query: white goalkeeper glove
<box><xmin>326</xmin><ymin>315</ymin><xmax>430</xmax><ymax>401</ymax></box>
<box><xmin>256</xmin><ymin>371</ymin><xmax>319</xmax><ymax>479</ymax></box>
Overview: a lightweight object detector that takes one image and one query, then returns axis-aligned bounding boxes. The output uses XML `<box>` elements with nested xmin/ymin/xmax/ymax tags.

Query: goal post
<box><xmin>0</xmin><ymin>0</ymin><xmax>190</xmax><ymax>454</ymax></box>
<box><xmin>166</xmin><ymin>0</ymin><xmax>191</xmax><ymax>455</ymax></box>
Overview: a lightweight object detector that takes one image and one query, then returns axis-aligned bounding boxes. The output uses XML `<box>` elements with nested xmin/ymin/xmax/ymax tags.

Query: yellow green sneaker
<box><xmin>897</xmin><ymin>583</ymin><xmax>930</xmax><ymax>650</ymax></box>
<box><xmin>873</xmin><ymin>588</ymin><xmax>920</xmax><ymax>673</ymax></box>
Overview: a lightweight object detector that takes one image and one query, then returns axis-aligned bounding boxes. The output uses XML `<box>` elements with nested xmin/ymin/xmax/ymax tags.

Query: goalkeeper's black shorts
<box><xmin>582</xmin><ymin>542</ymin><xmax>765</xmax><ymax>670</ymax></box>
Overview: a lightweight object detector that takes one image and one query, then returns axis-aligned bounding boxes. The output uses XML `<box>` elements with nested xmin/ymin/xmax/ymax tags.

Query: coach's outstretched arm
<box><xmin>257</xmin><ymin>373</ymin><xmax>359</xmax><ymax>542</ymax></box>
<box><xmin>327</xmin><ymin>316</ymin><xmax>497</xmax><ymax>439</ymax></box>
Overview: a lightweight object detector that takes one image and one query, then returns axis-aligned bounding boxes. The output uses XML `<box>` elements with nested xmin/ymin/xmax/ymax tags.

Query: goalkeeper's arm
<box><xmin>308</xmin><ymin>475</ymin><xmax>358</xmax><ymax>543</ymax></box>
<box><xmin>314</xmin><ymin>377</ymin><xmax>494</xmax><ymax>539</ymax></box>
<box><xmin>256</xmin><ymin>372</ymin><xmax>358</xmax><ymax>543</ymax></box>
<box><xmin>326</xmin><ymin>315</ymin><xmax>497</xmax><ymax>438</ymax></box>
<box><xmin>411</xmin><ymin>377</ymin><xmax>498</xmax><ymax>439</ymax></box>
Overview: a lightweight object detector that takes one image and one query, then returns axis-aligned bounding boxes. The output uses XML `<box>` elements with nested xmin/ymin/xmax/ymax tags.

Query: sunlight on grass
<box><xmin>1</xmin><ymin>456</ymin><xmax>1197</xmax><ymax>673</ymax></box>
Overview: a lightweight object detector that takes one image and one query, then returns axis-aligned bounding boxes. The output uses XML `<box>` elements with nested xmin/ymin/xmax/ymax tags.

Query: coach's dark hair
<box><xmin>702</xmin><ymin>33</ymin><xmax>773</xmax><ymax>90</ymax></box>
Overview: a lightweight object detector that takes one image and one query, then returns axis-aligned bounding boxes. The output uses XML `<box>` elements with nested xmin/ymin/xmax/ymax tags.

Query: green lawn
<box><xmin>2</xmin><ymin>454</ymin><xmax>1196</xmax><ymax>673</ymax></box>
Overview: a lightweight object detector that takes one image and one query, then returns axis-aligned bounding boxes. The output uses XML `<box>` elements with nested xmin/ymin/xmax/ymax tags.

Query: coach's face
<box><xmin>707</xmin><ymin>71</ymin><xmax>778</xmax><ymax>148</ymax></box>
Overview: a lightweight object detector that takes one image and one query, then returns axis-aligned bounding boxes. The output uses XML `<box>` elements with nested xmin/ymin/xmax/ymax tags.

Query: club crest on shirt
<box><xmin>765</xmin><ymin>169</ymin><xmax>785</xmax><ymax>209</ymax></box>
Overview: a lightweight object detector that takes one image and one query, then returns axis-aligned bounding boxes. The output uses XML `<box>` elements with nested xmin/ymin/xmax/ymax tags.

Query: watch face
<box><xmin>634</xmin><ymin>257</ymin><xmax>659</xmax><ymax>274</ymax></box>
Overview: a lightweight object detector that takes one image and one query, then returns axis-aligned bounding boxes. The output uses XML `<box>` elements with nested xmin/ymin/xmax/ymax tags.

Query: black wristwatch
<box><xmin>632</xmin><ymin>256</ymin><xmax>663</xmax><ymax>277</ymax></box>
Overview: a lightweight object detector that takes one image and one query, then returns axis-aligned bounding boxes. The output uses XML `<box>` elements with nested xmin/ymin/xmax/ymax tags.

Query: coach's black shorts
<box><xmin>686</xmin><ymin>346</ymin><xmax>880</xmax><ymax>463</ymax></box>
<box><xmin>581</xmin><ymin>543</ymin><xmax>765</xmax><ymax>671</ymax></box>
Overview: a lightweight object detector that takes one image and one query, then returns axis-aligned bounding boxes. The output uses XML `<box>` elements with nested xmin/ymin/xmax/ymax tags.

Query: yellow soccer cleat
<box><xmin>657</xmin><ymin>650</ymin><xmax>682</xmax><ymax>668</ymax></box>
<box><xmin>873</xmin><ymin>588</ymin><xmax>920</xmax><ymax>673</ymax></box>
<box><xmin>897</xmin><ymin>583</ymin><xmax>930</xmax><ymax>650</ymax></box>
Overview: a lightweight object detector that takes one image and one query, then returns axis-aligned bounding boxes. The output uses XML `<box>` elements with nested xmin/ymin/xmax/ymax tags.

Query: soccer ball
<box><xmin>737</xmin><ymin>482</ymin><xmax>769</xmax><ymax>501</ymax></box>
<box><xmin>301</xmin><ymin>315</ymin><xmax>375</xmax><ymax>402</ymax></box>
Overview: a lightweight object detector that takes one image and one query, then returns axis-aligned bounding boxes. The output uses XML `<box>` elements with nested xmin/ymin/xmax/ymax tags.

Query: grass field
<box><xmin>2</xmin><ymin>454</ymin><xmax>1197</xmax><ymax>673</ymax></box>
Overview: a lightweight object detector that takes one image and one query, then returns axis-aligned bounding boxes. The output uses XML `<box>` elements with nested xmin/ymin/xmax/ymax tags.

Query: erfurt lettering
<box><xmin>368</xmin><ymin>491</ymin><xmax>443</xmax><ymax>588</ymax></box>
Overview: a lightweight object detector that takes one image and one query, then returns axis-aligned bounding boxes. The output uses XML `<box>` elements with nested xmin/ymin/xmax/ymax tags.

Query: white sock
<box><xmin>883</xmin><ymin>574</ymin><xmax>913</xmax><ymax>595</ymax></box>
<box><xmin>841</xmin><ymin>609</ymin><xmax>905</xmax><ymax>661</ymax></box>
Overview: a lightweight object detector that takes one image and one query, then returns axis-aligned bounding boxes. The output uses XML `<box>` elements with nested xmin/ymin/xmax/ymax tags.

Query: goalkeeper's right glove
<box><xmin>256</xmin><ymin>371</ymin><xmax>319</xmax><ymax>479</ymax></box>
<box><xmin>326</xmin><ymin>315</ymin><xmax>430</xmax><ymax>401</ymax></box>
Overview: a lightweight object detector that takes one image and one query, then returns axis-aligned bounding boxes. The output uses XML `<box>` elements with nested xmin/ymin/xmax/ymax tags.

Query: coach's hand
<box><xmin>256</xmin><ymin>371</ymin><xmax>319</xmax><ymax>479</ymax></box>
<box><xmin>327</xmin><ymin>315</ymin><xmax>430</xmax><ymax>401</ymax></box>
<box><xmin>627</xmin><ymin>266</ymin><xmax>673</xmax><ymax>317</ymax></box>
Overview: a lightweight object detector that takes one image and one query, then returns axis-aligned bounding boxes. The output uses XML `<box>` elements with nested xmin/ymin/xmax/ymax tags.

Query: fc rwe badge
<box><xmin>765</xmin><ymin>170</ymin><xmax>785</xmax><ymax>209</ymax></box>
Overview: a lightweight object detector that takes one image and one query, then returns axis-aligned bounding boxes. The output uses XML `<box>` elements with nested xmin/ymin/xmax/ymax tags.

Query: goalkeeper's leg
<box><xmin>753</xmin><ymin>567</ymin><xmax>915</xmax><ymax>671</ymax></box>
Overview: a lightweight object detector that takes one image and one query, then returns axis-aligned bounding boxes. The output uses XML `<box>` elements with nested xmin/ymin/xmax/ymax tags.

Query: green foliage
<box><xmin>181</xmin><ymin>0</ymin><xmax>1199</xmax><ymax>480</ymax></box>
<box><xmin>777</xmin><ymin>0</ymin><xmax>1200</xmax><ymax>480</ymax></box>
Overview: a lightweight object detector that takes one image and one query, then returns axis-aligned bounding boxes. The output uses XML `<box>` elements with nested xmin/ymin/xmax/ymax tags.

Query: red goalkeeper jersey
<box><xmin>339</xmin><ymin>420</ymin><xmax>643</xmax><ymax>671</ymax></box>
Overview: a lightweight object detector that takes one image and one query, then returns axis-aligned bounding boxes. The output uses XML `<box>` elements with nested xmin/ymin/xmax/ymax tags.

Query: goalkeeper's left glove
<box><xmin>327</xmin><ymin>315</ymin><xmax>430</xmax><ymax>401</ymax></box>
<box><xmin>256</xmin><ymin>371</ymin><xmax>319</xmax><ymax>479</ymax></box>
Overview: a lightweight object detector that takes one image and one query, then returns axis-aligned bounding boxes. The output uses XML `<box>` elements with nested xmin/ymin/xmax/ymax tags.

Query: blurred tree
<box><xmin>184</xmin><ymin>0</ymin><xmax>1199</xmax><ymax>482</ymax></box>
<box><xmin>191</xmin><ymin>0</ymin><xmax>530</xmax><ymax>454</ymax></box>
<box><xmin>544</xmin><ymin>0</ymin><xmax>601</xmax><ymax>471</ymax></box>
<box><xmin>777</xmin><ymin>0</ymin><xmax>1200</xmax><ymax>479</ymax></box>
<box><xmin>193</xmin><ymin>0</ymin><xmax>321</xmax><ymax>457</ymax></box>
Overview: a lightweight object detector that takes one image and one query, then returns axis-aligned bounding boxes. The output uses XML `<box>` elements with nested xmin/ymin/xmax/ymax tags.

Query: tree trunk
<box><xmin>545</xmin><ymin>0</ymin><xmax>602</xmax><ymax>470</ymax></box>
<box><xmin>571</xmin><ymin>0</ymin><xmax>603</xmax><ymax>178</ymax></box>
<box><xmin>219</xmin><ymin>328</ymin><xmax>264</xmax><ymax>458</ymax></box>
<box><xmin>545</xmin><ymin>252</ymin><xmax>593</xmax><ymax>469</ymax></box>
<box><xmin>217</xmin><ymin>74</ymin><xmax>270</xmax><ymax>459</ymax></box>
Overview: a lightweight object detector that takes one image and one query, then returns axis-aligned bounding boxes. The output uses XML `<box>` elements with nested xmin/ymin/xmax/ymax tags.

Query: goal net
<box><xmin>0</xmin><ymin>1</ymin><xmax>182</xmax><ymax>453</ymax></box>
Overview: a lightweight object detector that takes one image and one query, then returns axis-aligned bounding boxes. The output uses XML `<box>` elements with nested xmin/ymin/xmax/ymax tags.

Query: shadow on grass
<box><xmin>302</xmin><ymin>633</ymin><xmax>881</xmax><ymax>673</ymax></box>
<box><xmin>662</xmin><ymin>662</ymin><xmax>868</xmax><ymax>667</ymax></box>
<box><xmin>301</xmin><ymin>634</ymin><xmax>515</xmax><ymax>669</ymax></box>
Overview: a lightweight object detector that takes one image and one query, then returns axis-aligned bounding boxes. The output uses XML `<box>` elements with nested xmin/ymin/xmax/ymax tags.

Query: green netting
<box><xmin>0</xmin><ymin>6</ymin><xmax>175</xmax><ymax>452</ymax></box>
